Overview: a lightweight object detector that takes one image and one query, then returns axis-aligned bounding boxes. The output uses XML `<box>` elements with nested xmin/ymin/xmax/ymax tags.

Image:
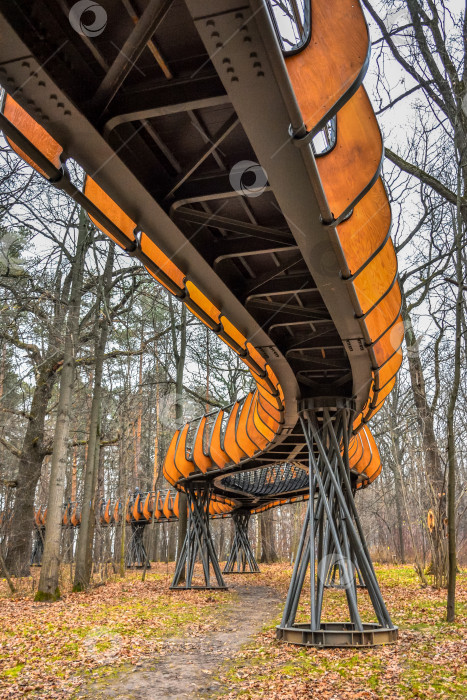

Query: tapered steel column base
<box><xmin>224</xmin><ymin>511</ymin><xmax>260</xmax><ymax>574</ymax></box>
<box><xmin>277</xmin><ymin>399</ymin><xmax>397</xmax><ymax>648</ymax></box>
<box><xmin>126</xmin><ymin>522</ymin><xmax>148</xmax><ymax>568</ymax></box>
<box><xmin>171</xmin><ymin>483</ymin><xmax>227</xmax><ymax>590</ymax></box>
<box><xmin>277</xmin><ymin>622</ymin><xmax>398</xmax><ymax>647</ymax></box>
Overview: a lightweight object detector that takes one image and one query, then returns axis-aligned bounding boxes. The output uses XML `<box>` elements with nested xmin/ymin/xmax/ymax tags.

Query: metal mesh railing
<box><xmin>222</xmin><ymin>462</ymin><xmax>308</xmax><ymax>497</ymax></box>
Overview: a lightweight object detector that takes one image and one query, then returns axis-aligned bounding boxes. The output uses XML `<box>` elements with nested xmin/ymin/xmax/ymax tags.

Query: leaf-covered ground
<box><xmin>0</xmin><ymin>564</ymin><xmax>466</xmax><ymax>699</ymax></box>
<box><xmin>0</xmin><ymin>566</ymin><xmax>233</xmax><ymax>698</ymax></box>
<box><xmin>216</xmin><ymin>564</ymin><xmax>467</xmax><ymax>700</ymax></box>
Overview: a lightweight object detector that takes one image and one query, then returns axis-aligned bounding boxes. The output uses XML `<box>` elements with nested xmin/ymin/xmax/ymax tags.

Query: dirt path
<box><xmin>77</xmin><ymin>583</ymin><xmax>281</xmax><ymax>699</ymax></box>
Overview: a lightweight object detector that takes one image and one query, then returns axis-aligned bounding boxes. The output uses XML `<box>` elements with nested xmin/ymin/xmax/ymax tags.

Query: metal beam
<box><xmin>94</xmin><ymin>0</ymin><xmax>173</xmax><ymax>111</ymax></box>
<box><xmin>121</xmin><ymin>0</ymin><xmax>173</xmax><ymax>80</ymax></box>
<box><xmin>213</xmin><ymin>239</ymin><xmax>298</xmax><ymax>263</ymax></box>
<box><xmin>173</xmin><ymin>206</ymin><xmax>294</xmax><ymax>245</ymax></box>
<box><xmin>165</xmin><ymin>115</ymin><xmax>239</xmax><ymax>199</ymax></box>
<box><xmin>103</xmin><ymin>73</ymin><xmax>228</xmax><ymax>134</ymax></box>
<box><xmin>246</xmin><ymin>298</ymin><xmax>331</xmax><ymax>321</ymax></box>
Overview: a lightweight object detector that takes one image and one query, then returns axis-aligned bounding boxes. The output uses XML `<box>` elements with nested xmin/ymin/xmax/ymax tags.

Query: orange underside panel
<box><xmin>85</xmin><ymin>177</ymin><xmax>136</xmax><ymax>248</ymax></box>
<box><xmin>316</xmin><ymin>87</ymin><xmax>382</xmax><ymax>220</ymax></box>
<box><xmin>245</xmin><ymin>343</ymin><xmax>267</xmax><ymax>372</ymax></box>
<box><xmin>285</xmin><ymin>0</ymin><xmax>369</xmax><ymax>132</ymax></box>
<box><xmin>3</xmin><ymin>95</ymin><xmax>62</xmax><ymax>177</ymax></box>
<box><xmin>220</xmin><ymin>317</ymin><xmax>247</xmax><ymax>352</ymax></box>
<box><xmin>372</xmin><ymin>315</ymin><xmax>405</xmax><ymax>367</ymax></box>
<box><xmin>185</xmin><ymin>281</ymin><xmax>221</xmax><ymax>327</ymax></box>
<box><xmin>363</xmin><ymin>283</ymin><xmax>402</xmax><ymax>344</ymax></box>
<box><xmin>337</xmin><ymin>178</ymin><xmax>391</xmax><ymax>275</ymax></box>
<box><xmin>140</xmin><ymin>233</ymin><xmax>185</xmax><ymax>291</ymax></box>
<box><xmin>375</xmin><ymin>348</ymin><xmax>403</xmax><ymax>390</ymax></box>
<box><xmin>353</xmin><ymin>238</ymin><xmax>397</xmax><ymax>315</ymax></box>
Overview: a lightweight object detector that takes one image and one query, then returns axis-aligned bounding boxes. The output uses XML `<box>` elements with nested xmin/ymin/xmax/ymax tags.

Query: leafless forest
<box><xmin>0</xmin><ymin>0</ymin><xmax>466</xmax><ymax>602</ymax></box>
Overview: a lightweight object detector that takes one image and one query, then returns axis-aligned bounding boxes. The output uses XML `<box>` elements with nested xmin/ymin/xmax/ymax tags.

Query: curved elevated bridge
<box><xmin>0</xmin><ymin>0</ymin><xmax>402</xmax><ymax>647</ymax></box>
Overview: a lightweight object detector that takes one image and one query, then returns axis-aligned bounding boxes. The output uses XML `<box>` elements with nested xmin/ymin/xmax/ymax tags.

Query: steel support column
<box><xmin>223</xmin><ymin>511</ymin><xmax>260</xmax><ymax>574</ymax></box>
<box><xmin>171</xmin><ymin>483</ymin><xmax>227</xmax><ymax>590</ymax></box>
<box><xmin>276</xmin><ymin>398</ymin><xmax>398</xmax><ymax>647</ymax></box>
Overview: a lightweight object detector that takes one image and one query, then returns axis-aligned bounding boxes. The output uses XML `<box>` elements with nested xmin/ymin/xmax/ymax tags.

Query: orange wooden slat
<box><xmin>140</xmin><ymin>232</ymin><xmax>185</xmax><ymax>292</ymax></box>
<box><xmin>246</xmin><ymin>393</ymin><xmax>269</xmax><ymax>450</ymax></box>
<box><xmin>337</xmin><ymin>178</ymin><xmax>391</xmax><ymax>276</ymax></box>
<box><xmin>163</xmin><ymin>430</ymin><xmax>182</xmax><ymax>486</ymax></box>
<box><xmin>316</xmin><ymin>87</ymin><xmax>382</xmax><ymax>221</ymax></box>
<box><xmin>253</xmin><ymin>399</ymin><xmax>277</xmax><ymax>442</ymax></box>
<box><xmin>372</xmin><ymin>315</ymin><xmax>404</xmax><ymax>367</ymax></box>
<box><xmin>132</xmin><ymin>493</ymin><xmax>142</xmax><ymax>521</ymax></box>
<box><xmin>163</xmin><ymin>492</ymin><xmax>174</xmax><ymax>519</ymax></box>
<box><xmin>192</xmin><ymin>416</ymin><xmax>212</xmax><ymax>473</ymax></box>
<box><xmin>375</xmin><ymin>347</ymin><xmax>403</xmax><ymax>390</ymax></box>
<box><xmin>353</xmin><ymin>238</ymin><xmax>398</xmax><ymax>315</ymax></box>
<box><xmin>223</xmin><ymin>401</ymin><xmax>247</xmax><ymax>464</ymax></box>
<box><xmin>285</xmin><ymin>0</ymin><xmax>369</xmax><ymax>133</ymax></box>
<box><xmin>236</xmin><ymin>393</ymin><xmax>261</xmax><ymax>457</ymax></box>
<box><xmin>185</xmin><ymin>280</ymin><xmax>221</xmax><ymax>329</ymax></box>
<box><xmin>85</xmin><ymin>177</ymin><xmax>136</xmax><ymax>248</ymax></box>
<box><xmin>209</xmin><ymin>410</ymin><xmax>231</xmax><ymax>469</ymax></box>
<box><xmin>3</xmin><ymin>95</ymin><xmax>63</xmax><ymax>176</ymax></box>
<box><xmin>363</xmin><ymin>283</ymin><xmax>402</xmax><ymax>345</ymax></box>
<box><xmin>174</xmin><ymin>423</ymin><xmax>196</xmax><ymax>478</ymax></box>
<box><xmin>258</xmin><ymin>393</ymin><xmax>284</xmax><ymax>423</ymax></box>
<box><xmin>142</xmin><ymin>493</ymin><xmax>152</xmax><ymax>521</ymax></box>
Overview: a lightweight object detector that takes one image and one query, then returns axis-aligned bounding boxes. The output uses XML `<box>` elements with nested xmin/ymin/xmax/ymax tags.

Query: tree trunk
<box><xmin>447</xmin><ymin>208</ymin><xmax>463</xmax><ymax>621</ymax></box>
<box><xmin>260</xmin><ymin>510</ymin><xmax>278</xmax><ymax>563</ymax></box>
<box><xmin>402</xmin><ymin>290</ymin><xmax>446</xmax><ymax>585</ymax></box>
<box><xmin>4</xmin><ymin>363</ymin><xmax>57</xmax><ymax>576</ymax></box>
<box><xmin>168</xmin><ymin>299</ymin><xmax>188</xmax><ymax>571</ymax></box>
<box><xmin>36</xmin><ymin>211</ymin><xmax>88</xmax><ymax>600</ymax></box>
<box><xmin>73</xmin><ymin>243</ymin><xmax>114</xmax><ymax>591</ymax></box>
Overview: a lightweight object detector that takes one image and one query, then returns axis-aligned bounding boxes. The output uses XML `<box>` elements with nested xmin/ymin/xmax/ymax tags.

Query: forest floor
<box><xmin>0</xmin><ymin>563</ymin><xmax>466</xmax><ymax>699</ymax></box>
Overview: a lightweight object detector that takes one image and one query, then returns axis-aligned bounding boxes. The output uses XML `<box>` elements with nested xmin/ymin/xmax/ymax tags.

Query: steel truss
<box><xmin>171</xmin><ymin>483</ymin><xmax>227</xmax><ymax>590</ymax></box>
<box><xmin>126</xmin><ymin>522</ymin><xmax>148</xmax><ymax>569</ymax></box>
<box><xmin>224</xmin><ymin>512</ymin><xmax>260</xmax><ymax>574</ymax></box>
<box><xmin>277</xmin><ymin>399</ymin><xmax>398</xmax><ymax>647</ymax></box>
